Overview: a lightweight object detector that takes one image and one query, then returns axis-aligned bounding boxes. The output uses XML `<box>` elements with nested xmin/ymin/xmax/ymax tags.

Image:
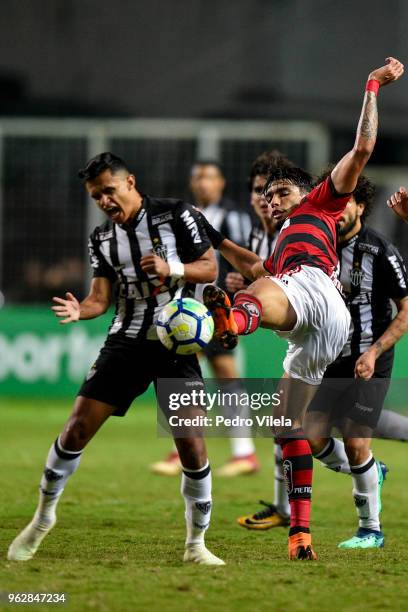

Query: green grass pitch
<box><xmin>1</xmin><ymin>399</ymin><xmax>408</xmax><ymax>611</ymax></box>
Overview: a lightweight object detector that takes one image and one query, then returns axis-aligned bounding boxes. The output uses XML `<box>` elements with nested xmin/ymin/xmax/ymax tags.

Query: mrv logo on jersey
<box><xmin>180</xmin><ymin>209</ymin><xmax>202</xmax><ymax>243</ymax></box>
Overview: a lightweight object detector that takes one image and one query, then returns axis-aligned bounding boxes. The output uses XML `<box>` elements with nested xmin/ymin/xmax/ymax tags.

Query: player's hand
<box><xmin>140</xmin><ymin>254</ymin><xmax>170</xmax><ymax>277</ymax></box>
<box><xmin>354</xmin><ymin>348</ymin><xmax>376</xmax><ymax>380</ymax></box>
<box><xmin>225</xmin><ymin>272</ymin><xmax>246</xmax><ymax>293</ymax></box>
<box><xmin>368</xmin><ymin>57</ymin><xmax>404</xmax><ymax>87</ymax></box>
<box><xmin>51</xmin><ymin>292</ymin><xmax>80</xmax><ymax>324</ymax></box>
<box><xmin>387</xmin><ymin>186</ymin><xmax>408</xmax><ymax>223</ymax></box>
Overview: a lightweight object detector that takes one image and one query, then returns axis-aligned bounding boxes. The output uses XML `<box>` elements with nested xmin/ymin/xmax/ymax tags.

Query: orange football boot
<box><xmin>203</xmin><ymin>285</ymin><xmax>238</xmax><ymax>349</ymax></box>
<box><xmin>288</xmin><ymin>532</ymin><xmax>317</xmax><ymax>560</ymax></box>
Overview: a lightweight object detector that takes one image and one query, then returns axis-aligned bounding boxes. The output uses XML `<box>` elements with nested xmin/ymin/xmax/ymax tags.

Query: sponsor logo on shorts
<box><xmin>354</xmin><ymin>402</ymin><xmax>373</xmax><ymax>413</ymax></box>
<box><xmin>283</xmin><ymin>459</ymin><xmax>293</xmax><ymax>495</ymax></box>
<box><xmin>196</xmin><ymin>501</ymin><xmax>212</xmax><ymax>515</ymax></box>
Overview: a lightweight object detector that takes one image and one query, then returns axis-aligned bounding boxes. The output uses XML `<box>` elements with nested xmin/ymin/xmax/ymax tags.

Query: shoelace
<box><xmin>252</xmin><ymin>500</ymin><xmax>278</xmax><ymax>520</ymax></box>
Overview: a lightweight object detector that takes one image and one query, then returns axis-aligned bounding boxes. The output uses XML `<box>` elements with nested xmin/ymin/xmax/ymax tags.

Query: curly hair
<box><xmin>248</xmin><ymin>150</ymin><xmax>294</xmax><ymax>191</ymax></box>
<box><xmin>315</xmin><ymin>165</ymin><xmax>376</xmax><ymax>219</ymax></box>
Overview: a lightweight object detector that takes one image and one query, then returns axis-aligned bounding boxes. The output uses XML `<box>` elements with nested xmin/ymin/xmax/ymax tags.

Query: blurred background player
<box><xmin>151</xmin><ymin>160</ymin><xmax>258</xmax><ymax>477</ymax></box>
<box><xmin>307</xmin><ymin>169</ymin><xmax>408</xmax><ymax>549</ymax></box>
<box><xmin>7</xmin><ymin>153</ymin><xmax>225</xmax><ymax>566</ymax></box>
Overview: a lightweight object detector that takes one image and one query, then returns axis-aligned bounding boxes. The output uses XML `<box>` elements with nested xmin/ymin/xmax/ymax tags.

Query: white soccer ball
<box><xmin>156</xmin><ymin>297</ymin><xmax>214</xmax><ymax>355</ymax></box>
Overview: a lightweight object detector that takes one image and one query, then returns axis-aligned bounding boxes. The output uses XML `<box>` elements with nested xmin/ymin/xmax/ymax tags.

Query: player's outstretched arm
<box><xmin>219</xmin><ymin>239</ymin><xmax>262</xmax><ymax>281</ymax></box>
<box><xmin>355</xmin><ymin>296</ymin><xmax>408</xmax><ymax>379</ymax></box>
<box><xmin>387</xmin><ymin>187</ymin><xmax>408</xmax><ymax>223</ymax></box>
<box><xmin>52</xmin><ymin>277</ymin><xmax>112</xmax><ymax>324</ymax></box>
<box><xmin>331</xmin><ymin>57</ymin><xmax>404</xmax><ymax>194</ymax></box>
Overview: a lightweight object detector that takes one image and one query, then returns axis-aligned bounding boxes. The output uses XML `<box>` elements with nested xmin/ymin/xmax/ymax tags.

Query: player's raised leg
<box><xmin>7</xmin><ymin>397</ymin><xmax>114</xmax><ymax>561</ymax></box>
<box><xmin>174</xmin><ymin>436</ymin><xmax>225</xmax><ymax>566</ymax></box>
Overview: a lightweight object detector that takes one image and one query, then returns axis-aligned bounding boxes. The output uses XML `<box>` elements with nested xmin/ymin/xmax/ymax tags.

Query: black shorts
<box><xmin>308</xmin><ymin>350</ymin><xmax>393</xmax><ymax>430</ymax></box>
<box><xmin>78</xmin><ymin>335</ymin><xmax>203</xmax><ymax>416</ymax></box>
<box><xmin>202</xmin><ymin>336</ymin><xmax>236</xmax><ymax>360</ymax></box>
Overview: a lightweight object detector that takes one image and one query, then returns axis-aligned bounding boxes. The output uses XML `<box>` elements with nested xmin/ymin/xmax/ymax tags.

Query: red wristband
<box><xmin>366</xmin><ymin>79</ymin><xmax>380</xmax><ymax>96</ymax></box>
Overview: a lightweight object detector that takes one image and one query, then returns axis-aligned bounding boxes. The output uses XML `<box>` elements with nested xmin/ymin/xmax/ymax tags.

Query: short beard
<box><xmin>338</xmin><ymin>215</ymin><xmax>358</xmax><ymax>236</ymax></box>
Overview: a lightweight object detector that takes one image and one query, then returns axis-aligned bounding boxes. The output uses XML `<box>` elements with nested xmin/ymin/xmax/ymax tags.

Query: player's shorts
<box><xmin>78</xmin><ymin>336</ymin><xmax>203</xmax><ymax>416</ymax></box>
<box><xmin>269</xmin><ymin>266</ymin><xmax>351</xmax><ymax>385</ymax></box>
<box><xmin>308</xmin><ymin>350</ymin><xmax>393</xmax><ymax>430</ymax></box>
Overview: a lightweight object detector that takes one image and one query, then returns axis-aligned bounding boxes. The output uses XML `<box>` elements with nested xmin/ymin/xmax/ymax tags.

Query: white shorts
<box><xmin>269</xmin><ymin>266</ymin><xmax>351</xmax><ymax>385</ymax></box>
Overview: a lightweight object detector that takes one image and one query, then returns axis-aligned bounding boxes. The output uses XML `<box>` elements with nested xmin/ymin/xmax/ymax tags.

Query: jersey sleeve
<box><xmin>88</xmin><ymin>230</ymin><xmax>116</xmax><ymax>281</ymax></box>
<box><xmin>306</xmin><ymin>176</ymin><xmax>353</xmax><ymax>216</ymax></box>
<box><xmin>174</xmin><ymin>202</ymin><xmax>212</xmax><ymax>262</ymax></box>
<box><xmin>222</xmin><ymin>210</ymin><xmax>252</xmax><ymax>246</ymax></box>
<box><xmin>195</xmin><ymin>208</ymin><xmax>225</xmax><ymax>249</ymax></box>
<box><xmin>380</xmin><ymin>243</ymin><xmax>408</xmax><ymax>301</ymax></box>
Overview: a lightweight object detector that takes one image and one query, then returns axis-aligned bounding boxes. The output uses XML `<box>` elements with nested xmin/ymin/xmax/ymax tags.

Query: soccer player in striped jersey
<box><xmin>307</xmin><ymin>170</ymin><xmax>408</xmax><ymax>549</ymax></box>
<box><xmin>7</xmin><ymin>152</ymin><xmax>225</xmax><ymax>566</ymax></box>
<box><xmin>203</xmin><ymin>57</ymin><xmax>404</xmax><ymax>560</ymax></box>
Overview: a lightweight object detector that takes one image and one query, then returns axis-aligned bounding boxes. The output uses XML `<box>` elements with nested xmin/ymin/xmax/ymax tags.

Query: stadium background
<box><xmin>1</xmin><ymin>2</ymin><xmax>408</xmax><ymax>611</ymax></box>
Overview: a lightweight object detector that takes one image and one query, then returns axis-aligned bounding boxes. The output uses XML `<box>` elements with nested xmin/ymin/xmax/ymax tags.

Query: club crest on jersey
<box><xmin>350</xmin><ymin>266</ymin><xmax>364</xmax><ymax>287</ymax></box>
<box><xmin>153</xmin><ymin>244</ymin><xmax>168</xmax><ymax>261</ymax></box>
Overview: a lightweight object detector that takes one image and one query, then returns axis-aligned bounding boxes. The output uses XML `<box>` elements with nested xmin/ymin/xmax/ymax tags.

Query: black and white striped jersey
<box><xmin>338</xmin><ymin>223</ymin><xmax>408</xmax><ymax>358</ymax></box>
<box><xmin>248</xmin><ymin>220</ymin><xmax>279</xmax><ymax>261</ymax></box>
<box><xmin>88</xmin><ymin>195</ymin><xmax>211</xmax><ymax>341</ymax></box>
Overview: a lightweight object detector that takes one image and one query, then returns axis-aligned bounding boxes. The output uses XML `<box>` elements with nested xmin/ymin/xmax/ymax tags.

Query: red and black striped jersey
<box><xmin>264</xmin><ymin>177</ymin><xmax>352</xmax><ymax>277</ymax></box>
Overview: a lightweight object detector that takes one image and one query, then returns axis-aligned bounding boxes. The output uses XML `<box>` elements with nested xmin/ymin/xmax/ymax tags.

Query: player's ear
<box><xmin>127</xmin><ymin>174</ymin><xmax>136</xmax><ymax>190</ymax></box>
<box><xmin>357</xmin><ymin>202</ymin><xmax>365</xmax><ymax>217</ymax></box>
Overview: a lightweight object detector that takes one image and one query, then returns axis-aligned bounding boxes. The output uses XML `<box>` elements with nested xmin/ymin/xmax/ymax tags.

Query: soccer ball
<box><xmin>156</xmin><ymin>297</ymin><xmax>214</xmax><ymax>355</ymax></box>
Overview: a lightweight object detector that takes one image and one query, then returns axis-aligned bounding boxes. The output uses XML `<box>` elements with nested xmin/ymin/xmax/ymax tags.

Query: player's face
<box><xmin>86</xmin><ymin>170</ymin><xmax>138</xmax><ymax>224</ymax></box>
<box><xmin>251</xmin><ymin>175</ymin><xmax>272</xmax><ymax>219</ymax></box>
<box><xmin>264</xmin><ymin>180</ymin><xmax>303</xmax><ymax>222</ymax></box>
<box><xmin>337</xmin><ymin>197</ymin><xmax>365</xmax><ymax>236</ymax></box>
<box><xmin>190</xmin><ymin>165</ymin><xmax>226</xmax><ymax>207</ymax></box>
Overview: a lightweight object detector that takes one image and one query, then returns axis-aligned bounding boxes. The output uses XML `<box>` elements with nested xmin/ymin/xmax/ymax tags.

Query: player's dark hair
<box><xmin>247</xmin><ymin>150</ymin><xmax>294</xmax><ymax>191</ymax></box>
<box><xmin>264</xmin><ymin>165</ymin><xmax>314</xmax><ymax>196</ymax></box>
<box><xmin>78</xmin><ymin>152</ymin><xmax>130</xmax><ymax>181</ymax></box>
<box><xmin>316</xmin><ymin>166</ymin><xmax>375</xmax><ymax>219</ymax></box>
<box><xmin>190</xmin><ymin>160</ymin><xmax>225</xmax><ymax>177</ymax></box>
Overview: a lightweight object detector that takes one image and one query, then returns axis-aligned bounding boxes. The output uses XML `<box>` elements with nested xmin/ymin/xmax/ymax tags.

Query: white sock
<box><xmin>273</xmin><ymin>443</ymin><xmax>290</xmax><ymax>516</ymax></box>
<box><xmin>314</xmin><ymin>438</ymin><xmax>351</xmax><ymax>474</ymax></box>
<box><xmin>34</xmin><ymin>436</ymin><xmax>82</xmax><ymax>528</ymax></box>
<box><xmin>181</xmin><ymin>461</ymin><xmax>212</xmax><ymax>546</ymax></box>
<box><xmin>350</xmin><ymin>453</ymin><xmax>380</xmax><ymax>531</ymax></box>
<box><xmin>230</xmin><ymin>437</ymin><xmax>255</xmax><ymax>458</ymax></box>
